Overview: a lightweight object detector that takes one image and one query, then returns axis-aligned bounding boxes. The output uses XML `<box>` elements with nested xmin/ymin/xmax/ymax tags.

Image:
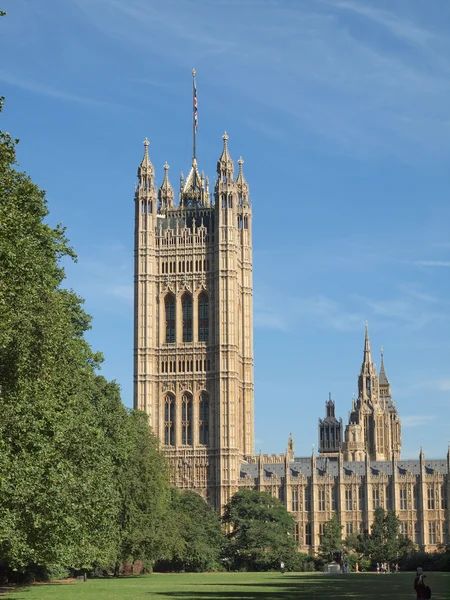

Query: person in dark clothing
<box><xmin>413</xmin><ymin>567</ymin><xmax>430</xmax><ymax>600</ymax></box>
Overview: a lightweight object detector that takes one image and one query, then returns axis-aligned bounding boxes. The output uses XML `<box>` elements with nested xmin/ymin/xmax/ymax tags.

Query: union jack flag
<box><xmin>194</xmin><ymin>77</ymin><xmax>198</xmax><ymax>133</ymax></box>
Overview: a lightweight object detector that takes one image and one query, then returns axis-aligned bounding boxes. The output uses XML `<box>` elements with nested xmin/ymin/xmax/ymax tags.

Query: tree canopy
<box><xmin>0</xmin><ymin>94</ymin><xmax>172</xmax><ymax>580</ymax></box>
<box><xmin>155</xmin><ymin>489</ymin><xmax>224</xmax><ymax>572</ymax></box>
<box><xmin>222</xmin><ymin>490</ymin><xmax>297</xmax><ymax>571</ymax></box>
<box><xmin>346</xmin><ymin>507</ymin><xmax>415</xmax><ymax>565</ymax></box>
<box><xmin>318</xmin><ymin>514</ymin><xmax>343</xmax><ymax>563</ymax></box>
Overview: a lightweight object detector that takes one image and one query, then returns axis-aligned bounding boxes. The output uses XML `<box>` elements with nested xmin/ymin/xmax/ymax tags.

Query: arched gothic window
<box><xmin>165</xmin><ymin>295</ymin><xmax>176</xmax><ymax>343</ymax></box>
<box><xmin>199</xmin><ymin>393</ymin><xmax>209</xmax><ymax>446</ymax></box>
<box><xmin>182</xmin><ymin>293</ymin><xmax>193</xmax><ymax>342</ymax></box>
<box><xmin>198</xmin><ymin>292</ymin><xmax>209</xmax><ymax>342</ymax></box>
<box><xmin>181</xmin><ymin>393</ymin><xmax>193</xmax><ymax>445</ymax></box>
<box><xmin>164</xmin><ymin>394</ymin><xmax>175</xmax><ymax>446</ymax></box>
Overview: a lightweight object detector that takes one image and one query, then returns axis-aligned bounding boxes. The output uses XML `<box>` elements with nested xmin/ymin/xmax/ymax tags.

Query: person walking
<box><xmin>280</xmin><ymin>561</ymin><xmax>285</xmax><ymax>574</ymax></box>
<box><xmin>414</xmin><ymin>567</ymin><xmax>431</xmax><ymax>600</ymax></box>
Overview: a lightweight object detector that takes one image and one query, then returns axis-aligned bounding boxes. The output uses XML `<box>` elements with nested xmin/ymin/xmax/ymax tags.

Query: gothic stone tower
<box><xmin>318</xmin><ymin>394</ymin><xmax>343</xmax><ymax>457</ymax></box>
<box><xmin>133</xmin><ymin>133</ymin><xmax>254</xmax><ymax>510</ymax></box>
<box><xmin>343</xmin><ymin>324</ymin><xmax>401</xmax><ymax>461</ymax></box>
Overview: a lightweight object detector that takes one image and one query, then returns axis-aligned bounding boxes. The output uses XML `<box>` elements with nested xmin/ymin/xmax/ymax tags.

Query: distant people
<box><xmin>343</xmin><ymin>561</ymin><xmax>349</xmax><ymax>574</ymax></box>
<box><xmin>376</xmin><ymin>562</ymin><xmax>380</xmax><ymax>574</ymax></box>
<box><xmin>414</xmin><ymin>567</ymin><xmax>431</xmax><ymax>600</ymax></box>
<box><xmin>355</xmin><ymin>562</ymin><xmax>359</xmax><ymax>573</ymax></box>
<box><xmin>395</xmin><ymin>562</ymin><xmax>399</xmax><ymax>574</ymax></box>
<box><xmin>280</xmin><ymin>561</ymin><xmax>285</xmax><ymax>574</ymax></box>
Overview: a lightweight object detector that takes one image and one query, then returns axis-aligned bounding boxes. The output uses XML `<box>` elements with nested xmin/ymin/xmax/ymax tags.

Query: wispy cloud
<box><xmin>67</xmin><ymin>0</ymin><xmax>450</xmax><ymax>161</ymax></box>
<box><xmin>402</xmin><ymin>415</ymin><xmax>436</xmax><ymax>428</ymax></box>
<box><xmin>413</xmin><ymin>260</ymin><xmax>450</xmax><ymax>268</ymax></box>
<box><xmin>109</xmin><ymin>284</ymin><xmax>133</xmax><ymax>302</ymax></box>
<box><xmin>0</xmin><ymin>70</ymin><xmax>122</xmax><ymax>108</ymax></box>
<box><xmin>64</xmin><ymin>243</ymin><xmax>133</xmax><ymax>314</ymax></box>
<box><xmin>254</xmin><ymin>290</ymin><xmax>364</xmax><ymax>332</ymax></box>
<box><xmin>428</xmin><ymin>378</ymin><xmax>450</xmax><ymax>392</ymax></box>
<box><xmin>333</xmin><ymin>1</ymin><xmax>441</xmax><ymax>47</ymax></box>
<box><xmin>353</xmin><ymin>294</ymin><xmax>443</xmax><ymax>330</ymax></box>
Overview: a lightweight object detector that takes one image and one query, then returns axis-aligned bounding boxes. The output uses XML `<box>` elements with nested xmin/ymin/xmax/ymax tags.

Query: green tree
<box><xmin>0</xmin><ymin>96</ymin><xmax>124</xmax><ymax>576</ymax></box>
<box><xmin>347</xmin><ymin>507</ymin><xmax>413</xmax><ymax>566</ymax></box>
<box><xmin>114</xmin><ymin>410</ymin><xmax>171</xmax><ymax>574</ymax></box>
<box><xmin>222</xmin><ymin>490</ymin><xmax>297</xmax><ymax>571</ymax></box>
<box><xmin>319</xmin><ymin>514</ymin><xmax>343</xmax><ymax>562</ymax></box>
<box><xmin>155</xmin><ymin>489</ymin><xmax>224</xmax><ymax>572</ymax></box>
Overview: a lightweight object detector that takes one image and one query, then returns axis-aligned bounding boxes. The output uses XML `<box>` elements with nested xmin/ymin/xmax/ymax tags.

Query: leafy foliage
<box><xmin>155</xmin><ymin>489</ymin><xmax>224</xmax><ymax>572</ymax></box>
<box><xmin>346</xmin><ymin>507</ymin><xmax>415</xmax><ymax>565</ymax></box>
<box><xmin>114</xmin><ymin>411</ymin><xmax>171</xmax><ymax>573</ymax></box>
<box><xmin>0</xmin><ymin>95</ymin><xmax>171</xmax><ymax>580</ymax></box>
<box><xmin>222</xmin><ymin>490</ymin><xmax>297</xmax><ymax>571</ymax></box>
<box><xmin>318</xmin><ymin>514</ymin><xmax>343</xmax><ymax>562</ymax></box>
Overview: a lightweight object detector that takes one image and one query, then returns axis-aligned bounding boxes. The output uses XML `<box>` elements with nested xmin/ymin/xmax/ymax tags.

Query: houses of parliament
<box><xmin>133</xmin><ymin>102</ymin><xmax>449</xmax><ymax>554</ymax></box>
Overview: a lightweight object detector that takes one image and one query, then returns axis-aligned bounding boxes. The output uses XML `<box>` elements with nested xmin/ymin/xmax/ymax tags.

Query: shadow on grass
<box><xmin>149</xmin><ymin>573</ymin><xmax>448</xmax><ymax>600</ymax></box>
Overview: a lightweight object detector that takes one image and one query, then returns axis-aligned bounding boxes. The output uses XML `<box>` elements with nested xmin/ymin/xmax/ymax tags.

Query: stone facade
<box><xmin>342</xmin><ymin>325</ymin><xmax>401</xmax><ymax>462</ymax></box>
<box><xmin>134</xmin><ymin>135</ymin><xmax>254</xmax><ymax>510</ymax></box>
<box><xmin>133</xmin><ymin>134</ymin><xmax>449</xmax><ymax>553</ymax></box>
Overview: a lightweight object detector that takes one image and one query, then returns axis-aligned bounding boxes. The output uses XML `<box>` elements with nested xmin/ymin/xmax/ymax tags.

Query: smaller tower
<box><xmin>358</xmin><ymin>322</ymin><xmax>378</xmax><ymax>405</ymax></box>
<box><xmin>287</xmin><ymin>432</ymin><xmax>295</xmax><ymax>461</ymax></box>
<box><xmin>318</xmin><ymin>393</ymin><xmax>343</xmax><ymax>457</ymax></box>
<box><xmin>158</xmin><ymin>162</ymin><xmax>174</xmax><ymax>211</ymax></box>
<box><xmin>343</xmin><ymin>326</ymin><xmax>402</xmax><ymax>461</ymax></box>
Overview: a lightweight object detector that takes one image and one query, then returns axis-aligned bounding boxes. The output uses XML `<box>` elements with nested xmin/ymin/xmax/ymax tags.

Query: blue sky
<box><xmin>1</xmin><ymin>0</ymin><xmax>450</xmax><ymax>459</ymax></box>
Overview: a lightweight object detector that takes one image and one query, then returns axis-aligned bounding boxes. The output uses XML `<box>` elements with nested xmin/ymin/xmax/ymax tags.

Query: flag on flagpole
<box><xmin>194</xmin><ymin>76</ymin><xmax>198</xmax><ymax>133</ymax></box>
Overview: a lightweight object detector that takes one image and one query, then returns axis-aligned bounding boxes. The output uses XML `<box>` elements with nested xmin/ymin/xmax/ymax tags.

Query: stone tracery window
<box><xmin>182</xmin><ymin>293</ymin><xmax>193</xmax><ymax>342</ymax></box>
<box><xmin>318</xmin><ymin>487</ymin><xmax>325</xmax><ymax>511</ymax></box>
<box><xmin>345</xmin><ymin>487</ymin><xmax>353</xmax><ymax>511</ymax></box>
<box><xmin>181</xmin><ymin>392</ymin><xmax>193</xmax><ymax>445</ymax></box>
<box><xmin>400</xmin><ymin>486</ymin><xmax>407</xmax><ymax>510</ymax></box>
<box><xmin>164</xmin><ymin>394</ymin><xmax>175</xmax><ymax>446</ymax></box>
<box><xmin>428</xmin><ymin>522</ymin><xmax>436</xmax><ymax>544</ymax></box>
<box><xmin>372</xmin><ymin>487</ymin><xmax>380</xmax><ymax>509</ymax></box>
<box><xmin>198</xmin><ymin>292</ymin><xmax>209</xmax><ymax>342</ymax></box>
<box><xmin>199</xmin><ymin>392</ymin><xmax>209</xmax><ymax>445</ymax></box>
<box><xmin>165</xmin><ymin>294</ymin><xmax>176</xmax><ymax>343</ymax></box>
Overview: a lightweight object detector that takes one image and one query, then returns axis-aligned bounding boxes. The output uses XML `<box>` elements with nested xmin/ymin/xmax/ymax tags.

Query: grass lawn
<box><xmin>5</xmin><ymin>571</ymin><xmax>450</xmax><ymax>600</ymax></box>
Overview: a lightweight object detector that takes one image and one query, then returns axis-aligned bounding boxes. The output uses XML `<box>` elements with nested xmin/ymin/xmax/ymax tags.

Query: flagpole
<box><xmin>192</xmin><ymin>68</ymin><xmax>197</xmax><ymax>161</ymax></box>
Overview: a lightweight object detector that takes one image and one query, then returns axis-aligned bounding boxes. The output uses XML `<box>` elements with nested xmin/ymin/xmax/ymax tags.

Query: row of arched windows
<box><xmin>164</xmin><ymin>392</ymin><xmax>209</xmax><ymax>446</ymax></box>
<box><xmin>161</xmin><ymin>259</ymin><xmax>210</xmax><ymax>274</ymax></box>
<box><xmin>165</xmin><ymin>292</ymin><xmax>209</xmax><ymax>343</ymax></box>
<box><xmin>161</xmin><ymin>359</ymin><xmax>211</xmax><ymax>373</ymax></box>
<box><xmin>220</xmin><ymin>193</ymin><xmax>248</xmax><ymax>208</ymax></box>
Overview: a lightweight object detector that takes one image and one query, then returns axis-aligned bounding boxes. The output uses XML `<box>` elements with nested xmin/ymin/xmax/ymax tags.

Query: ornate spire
<box><xmin>217</xmin><ymin>131</ymin><xmax>234</xmax><ymax>178</ymax></box>
<box><xmin>236</xmin><ymin>156</ymin><xmax>249</xmax><ymax>205</ymax></box>
<box><xmin>138</xmin><ymin>137</ymin><xmax>155</xmax><ymax>182</ymax></box>
<box><xmin>288</xmin><ymin>432</ymin><xmax>294</xmax><ymax>453</ymax></box>
<box><xmin>379</xmin><ymin>346</ymin><xmax>390</xmax><ymax>386</ymax></box>
<box><xmin>363</xmin><ymin>321</ymin><xmax>372</xmax><ymax>366</ymax></box>
<box><xmin>180</xmin><ymin>158</ymin><xmax>210</xmax><ymax>207</ymax></box>
<box><xmin>158</xmin><ymin>162</ymin><xmax>174</xmax><ymax>210</ymax></box>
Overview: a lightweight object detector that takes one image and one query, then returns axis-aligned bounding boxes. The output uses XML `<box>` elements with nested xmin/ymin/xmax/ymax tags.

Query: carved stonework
<box><xmin>162</xmin><ymin>382</ymin><xmax>175</xmax><ymax>392</ymax></box>
<box><xmin>133</xmin><ymin>128</ymin><xmax>448</xmax><ymax>555</ymax></box>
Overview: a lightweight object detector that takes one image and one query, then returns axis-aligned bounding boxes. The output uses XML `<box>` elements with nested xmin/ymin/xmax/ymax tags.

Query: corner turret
<box><xmin>318</xmin><ymin>393</ymin><xmax>343</xmax><ymax>457</ymax></box>
<box><xmin>158</xmin><ymin>162</ymin><xmax>174</xmax><ymax>211</ymax></box>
